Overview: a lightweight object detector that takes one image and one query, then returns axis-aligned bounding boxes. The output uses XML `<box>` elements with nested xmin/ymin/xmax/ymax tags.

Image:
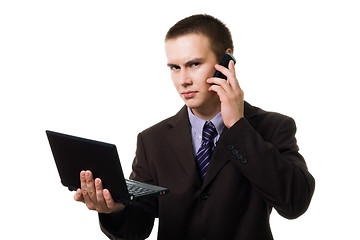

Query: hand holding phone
<box><xmin>208</xmin><ymin>52</ymin><xmax>243</xmax><ymax>128</ymax></box>
<box><xmin>212</xmin><ymin>52</ymin><xmax>236</xmax><ymax>80</ymax></box>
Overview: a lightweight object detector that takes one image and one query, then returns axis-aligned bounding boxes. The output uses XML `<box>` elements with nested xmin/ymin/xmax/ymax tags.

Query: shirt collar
<box><xmin>187</xmin><ymin>107</ymin><xmax>225</xmax><ymax>136</ymax></box>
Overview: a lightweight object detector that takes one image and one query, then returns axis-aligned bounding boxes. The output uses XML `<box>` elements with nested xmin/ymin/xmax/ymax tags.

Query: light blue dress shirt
<box><xmin>187</xmin><ymin>107</ymin><xmax>225</xmax><ymax>156</ymax></box>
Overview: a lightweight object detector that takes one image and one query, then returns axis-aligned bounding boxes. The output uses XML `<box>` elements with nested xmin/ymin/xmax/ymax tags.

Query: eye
<box><xmin>169</xmin><ymin>65</ymin><xmax>180</xmax><ymax>71</ymax></box>
<box><xmin>190</xmin><ymin>62</ymin><xmax>200</xmax><ymax>67</ymax></box>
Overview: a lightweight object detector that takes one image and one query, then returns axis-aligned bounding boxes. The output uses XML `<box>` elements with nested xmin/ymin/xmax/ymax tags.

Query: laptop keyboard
<box><xmin>127</xmin><ymin>183</ymin><xmax>154</xmax><ymax>195</ymax></box>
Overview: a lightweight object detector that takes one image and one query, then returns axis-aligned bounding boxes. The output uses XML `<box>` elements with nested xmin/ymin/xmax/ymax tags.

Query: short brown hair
<box><xmin>165</xmin><ymin>14</ymin><xmax>234</xmax><ymax>61</ymax></box>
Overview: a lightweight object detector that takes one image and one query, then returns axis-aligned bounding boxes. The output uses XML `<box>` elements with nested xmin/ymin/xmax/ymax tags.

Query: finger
<box><xmin>228</xmin><ymin>59</ymin><xmax>235</xmax><ymax>71</ymax></box>
<box><xmin>102</xmin><ymin>190</ymin><xmax>125</xmax><ymax>213</ymax></box>
<box><xmin>103</xmin><ymin>189</ymin><xmax>115</xmax><ymax>209</ymax></box>
<box><xmin>85</xmin><ymin>170</ymin><xmax>97</xmax><ymax>201</ymax></box>
<box><xmin>74</xmin><ymin>188</ymin><xmax>85</xmax><ymax>202</ymax></box>
<box><xmin>207</xmin><ymin>77</ymin><xmax>232</xmax><ymax>93</ymax></box>
<box><xmin>103</xmin><ymin>189</ymin><xmax>125</xmax><ymax>212</ymax></box>
<box><xmin>208</xmin><ymin>83</ymin><xmax>228</xmax><ymax>101</ymax></box>
<box><xmin>95</xmin><ymin>178</ymin><xmax>106</xmax><ymax>206</ymax></box>
<box><xmin>214</xmin><ymin>63</ymin><xmax>233</xmax><ymax>78</ymax></box>
<box><xmin>80</xmin><ymin>170</ymin><xmax>90</xmax><ymax>201</ymax></box>
<box><xmin>226</xmin><ymin>60</ymin><xmax>238</xmax><ymax>86</ymax></box>
<box><xmin>214</xmin><ymin>61</ymin><xmax>237</xmax><ymax>83</ymax></box>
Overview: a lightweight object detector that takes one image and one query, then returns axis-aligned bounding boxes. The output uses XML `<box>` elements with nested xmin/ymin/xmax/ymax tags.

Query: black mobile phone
<box><xmin>212</xmin><ymin>52</ymin><xmax>236</xmax><ymax>80</ymax></box>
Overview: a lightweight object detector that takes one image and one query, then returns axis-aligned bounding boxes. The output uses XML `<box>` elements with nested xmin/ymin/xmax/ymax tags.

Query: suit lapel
<box><xmin>166</xmin><ymin>102</ymin><xmax>258</xmax><ymax>190</ymax></box>
<box><xmin>166</xmin><ymin>106</ymin><xmax>203</xmax><ymax>188</ymax></box>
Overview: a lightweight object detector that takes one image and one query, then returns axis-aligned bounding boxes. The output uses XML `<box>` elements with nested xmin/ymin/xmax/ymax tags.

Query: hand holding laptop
<box><xmin>74</xmin><ymin>170</ymin><xmax>125</xmax><ymax>214</ymax></box>
<box><xmin>46</xmin><ymin>130</ymin><xmax>168</xmax><ymax>207</ymax></box>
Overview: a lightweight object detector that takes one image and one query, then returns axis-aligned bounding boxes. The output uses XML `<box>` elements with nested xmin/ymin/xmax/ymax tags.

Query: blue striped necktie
<box><xmin>195</xmin><ymin>121</ymin><xmax>218</xmax><ymax>180</ymax></box>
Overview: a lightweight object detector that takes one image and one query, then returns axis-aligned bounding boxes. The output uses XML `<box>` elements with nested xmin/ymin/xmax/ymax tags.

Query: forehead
<box><xmin>165</xmin><ymin>34</ymin><xmax>213</xmax><ymax>63</ymax></box>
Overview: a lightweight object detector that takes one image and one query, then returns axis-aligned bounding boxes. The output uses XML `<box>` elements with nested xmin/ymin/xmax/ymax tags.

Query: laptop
<box><xmin>46</xmin><ymin>130</ymin><xmax>169</xmax><ymax>204</ymax></box>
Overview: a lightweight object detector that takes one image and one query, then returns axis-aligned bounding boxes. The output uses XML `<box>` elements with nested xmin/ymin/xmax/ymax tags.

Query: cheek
<box><xmin>195</xmin><ymin>68</ymin><xmax>213</xmax><ymax>86</ymax></box>
<box><xmin>200</xmin><ymin>64</ymin><xmax>215</xmax><ymax>80</ymax></box>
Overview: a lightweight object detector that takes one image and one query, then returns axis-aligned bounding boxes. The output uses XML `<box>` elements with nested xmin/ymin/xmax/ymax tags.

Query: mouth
<box><xmin>181</xmin><ymin>91</ymin><xmax>198</xmax><ymax>99</ymax></box>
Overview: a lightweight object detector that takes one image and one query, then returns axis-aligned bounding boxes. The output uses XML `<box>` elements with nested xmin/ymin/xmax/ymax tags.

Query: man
<box><xmin>74</xmin><ymin>14</ymin><xmax>315</xmax><ymax>240</ymax></box>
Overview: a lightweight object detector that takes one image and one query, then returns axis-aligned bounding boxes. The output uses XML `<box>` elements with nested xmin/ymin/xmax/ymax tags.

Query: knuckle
<box><xmin>86</xmin><ymin>203</ymin><xmax>95</xmax><ymax>210</ymax></box>
<box><xmin>82</xmin><ymin>189</ymin><xmax>88</xmax><ymax>196</ymax></box>
<box><xmin>87</xmin><ymin>189</ymin><xmax>94</xmax><ymax>196</ymax></box>
<box><xmin>96</xmin><ymin>191</ymin><xmax>103</xmax><ymax>199</ymax></box>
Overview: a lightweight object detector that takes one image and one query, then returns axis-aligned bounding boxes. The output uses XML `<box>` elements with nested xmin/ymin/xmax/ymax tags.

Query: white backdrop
<box><xmin>1</xmin><ymin>0</ymin><xmax>359</xmax><ymax>239</ymax></box>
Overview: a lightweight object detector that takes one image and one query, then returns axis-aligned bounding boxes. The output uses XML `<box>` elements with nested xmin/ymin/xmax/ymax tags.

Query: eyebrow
<box><xmin>167</xmin><ymin>63</ymin><xmax>179</xmax><ymax>68</ymax></box>
<box><xmin>167</xmin><ymin>58</ymin><xmax>205</xmax><ymax>68</ymax></box>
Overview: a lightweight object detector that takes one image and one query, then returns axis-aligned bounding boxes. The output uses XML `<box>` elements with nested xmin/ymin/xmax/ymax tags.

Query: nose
<box><xmin>179</xmin><ymin>69</ymin><xmax>192</xmax><ymax>86</ymax></box>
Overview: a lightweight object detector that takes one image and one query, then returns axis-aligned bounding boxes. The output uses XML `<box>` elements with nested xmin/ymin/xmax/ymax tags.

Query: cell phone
<box><xmin>212</xmin><ymin>52</ymin><xmax>236</xmax><ymax>80</ymax></box>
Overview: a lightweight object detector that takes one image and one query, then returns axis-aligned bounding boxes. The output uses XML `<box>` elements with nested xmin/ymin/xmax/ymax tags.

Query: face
<box><xmin>165</xmin><ymin>34</ymin><xmax>221</xmax><ymax>119</ymax></box>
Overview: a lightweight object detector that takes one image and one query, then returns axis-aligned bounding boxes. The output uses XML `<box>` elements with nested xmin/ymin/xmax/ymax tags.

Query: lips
<box><xmin>182</xmin><ymin>91</ymin><xmax>198</xmax><ymax>99</ymax></box>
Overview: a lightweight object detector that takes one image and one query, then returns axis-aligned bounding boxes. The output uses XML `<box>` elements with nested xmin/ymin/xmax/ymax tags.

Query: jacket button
<box><xmin>227</xmin><ymin>144</ymin><xmax>235</xmax><ymax>150</ymax></box>
<box><xmin>231</xmin><ymin>149</ymin><xmax>239</xmax><ymax>155</ymax></box>
<box><xmin>240</xmin><ymin>156</ymin><xmax>248</xmax><ymax>164</ymax></box>
<box><xmin>201</xmin><ymin>192</ymin><xmax>209</xmax><ymax>200</ymax></box>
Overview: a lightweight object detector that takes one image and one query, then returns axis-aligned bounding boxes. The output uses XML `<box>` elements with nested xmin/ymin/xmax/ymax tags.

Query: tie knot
<box><xmin>202</xmin><ymin>121</ymin><xmax>218</xmax><ymax>142</ymax></box>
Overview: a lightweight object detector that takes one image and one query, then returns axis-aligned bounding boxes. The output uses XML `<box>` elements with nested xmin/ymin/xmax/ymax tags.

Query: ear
<box><xmin>225</xmin><ymin>48</ymin><xmax>233</xmax><ymax>54</ymax></box>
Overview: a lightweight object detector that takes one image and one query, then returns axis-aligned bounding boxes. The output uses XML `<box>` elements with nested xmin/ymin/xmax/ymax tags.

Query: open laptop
<box><xmin>46</xmin><ymin>130</ymin><xmax>169</xmax><ymax>204</ymax></box>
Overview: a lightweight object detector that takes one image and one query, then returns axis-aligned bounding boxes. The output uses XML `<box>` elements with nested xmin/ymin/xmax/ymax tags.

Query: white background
<box><xmin>1</xmin><ymin>0</ymin><xmax>359</xmax><ymax>239</ymax></box>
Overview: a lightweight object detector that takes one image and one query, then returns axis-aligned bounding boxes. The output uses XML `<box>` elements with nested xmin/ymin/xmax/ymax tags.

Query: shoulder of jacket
<box><xmin>140</xmin><ymin>105</ymin><xmax>188</xmax><ymax>136</ymax></box>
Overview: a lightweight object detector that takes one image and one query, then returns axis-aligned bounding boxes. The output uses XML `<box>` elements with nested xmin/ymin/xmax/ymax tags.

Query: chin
<box><xmin>183</xmin><ymin>99</ymin><xmax>201</xmax><ymax>109</ymax></box>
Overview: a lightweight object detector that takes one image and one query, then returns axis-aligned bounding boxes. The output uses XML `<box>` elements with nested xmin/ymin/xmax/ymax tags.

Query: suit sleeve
<box><xmin>219</xmin><ymin>116</ymin><xmax>315</xmax><ymax>219</ymax></box>
<box><xmin>98</xmin><ymin>133</ymin><xmax>157</xmax><ymax>240</ymax></box>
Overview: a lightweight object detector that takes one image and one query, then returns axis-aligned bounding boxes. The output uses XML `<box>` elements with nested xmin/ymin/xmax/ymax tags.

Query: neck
<box><xmin>191</xmin><ymin>104</ymin><xmax>221</xmax><ymax>120</ymax></box>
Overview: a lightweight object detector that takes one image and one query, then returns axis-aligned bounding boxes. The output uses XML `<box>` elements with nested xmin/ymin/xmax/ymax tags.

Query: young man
<box><xmin>74</xmin><ymin>14</ymin><xmax>315</xmax><ymax>240</ymax></box>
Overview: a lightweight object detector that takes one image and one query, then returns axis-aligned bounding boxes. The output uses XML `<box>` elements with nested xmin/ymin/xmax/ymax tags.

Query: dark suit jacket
<box><xmin>99</xmin><ymin>102</ymin><xmax>315</xmax><ymax>240</ymax></box>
